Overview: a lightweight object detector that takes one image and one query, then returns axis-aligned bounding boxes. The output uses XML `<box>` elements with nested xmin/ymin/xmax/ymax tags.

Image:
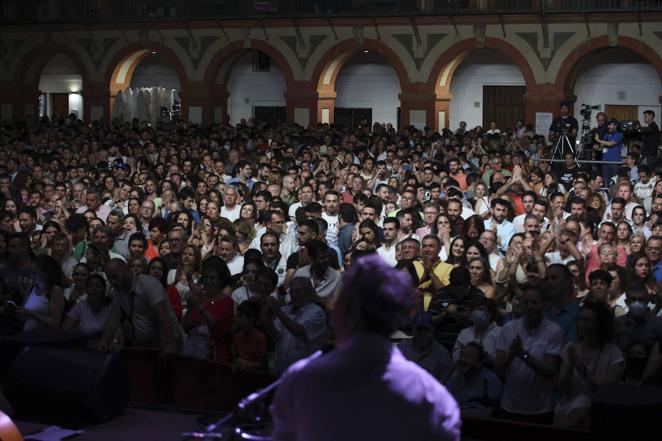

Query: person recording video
<box><xmin>591</xmin><ymin>112</ymin><xmax>608</xmax><ymax>161</ymax></box>
<box><xmin>549</xmin><ymin>103</ymin><xmax>579</xmax><ymax>138</ymax></box>
<box><xmin>549</xmin><ymin>103</ymin><xmax>579</xmax><ymax>157</ymax></box>
<box><xmin>641</xmin><ymin>110</ymin><xmax>660</xmax><ymax>166</ymax></box>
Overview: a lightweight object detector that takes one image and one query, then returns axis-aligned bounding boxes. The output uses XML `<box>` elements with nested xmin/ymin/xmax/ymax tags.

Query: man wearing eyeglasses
<box><xmin>481</xmin><ymin>157</ymin><xmax>512</xmax><ymax>187</ymax></box>
<box><xmin>646</xmin><ymin>236</ymin><xmax>662</xmax><ymax>282</ymax></box>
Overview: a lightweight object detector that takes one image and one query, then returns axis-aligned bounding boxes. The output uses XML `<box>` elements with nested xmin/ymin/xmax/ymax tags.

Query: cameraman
<box><xmin>549</xmin><ymin>103</ymin><xmax>579</xmax><ymax>148</ymax></box>
<box><xmin>594</xmin><ymin>118</ymin><xmax>622</xmax><ymax>185</ymax></box>
<box><xmin>592</xmin><ymin>112</ymin><xmax>608</xmax><ymax>160</ymax></box>
<box><xmin>641</xmin><ymin>110</ymin><xmax>660</xmax><ymax>166</ymax></box>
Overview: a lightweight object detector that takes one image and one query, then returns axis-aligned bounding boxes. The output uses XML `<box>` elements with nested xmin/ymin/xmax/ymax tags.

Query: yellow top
<box><xmin>412</xmin><ymin>260</ymin><xmax>453</xmax><ymax>310</ymax></box>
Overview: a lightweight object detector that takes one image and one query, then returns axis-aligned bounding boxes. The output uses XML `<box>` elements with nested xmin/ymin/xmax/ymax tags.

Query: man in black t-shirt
<box><xmin>549</xmin><ymin>103</ymin><xmax>579</xmax><ymax>155</ymax></box>
<box><xmin>559</xmin><ymin>152</ymin><xmax>579</xmax><ymax>188</ymax></box>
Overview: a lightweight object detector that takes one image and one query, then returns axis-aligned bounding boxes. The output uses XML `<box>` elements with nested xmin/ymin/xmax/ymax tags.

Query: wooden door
<box><xmin>335</xmin><ymin>108</ymin><xmax>372</xmax><ymax>131</ymax></box>
<box><xmin>254</xmin><ymin>106</ymin><xmax>286</xmax><ymax>127</ymax></box>
<box><xmin>51</xmin><ymin>93</ymin><xmax>69</xmax><ymax>118</ymax></box>
<box><xmin>482</xmin><ymin>86</ymin><xmax>525</xmax><ymax>130</ymax></box>
<box><xmin>604</xmin><ymin>105</ymin><xmax>638</xmax><ymax>122</ymax></box>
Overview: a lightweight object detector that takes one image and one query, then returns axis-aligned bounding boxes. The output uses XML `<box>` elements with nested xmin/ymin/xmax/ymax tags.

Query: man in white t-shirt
<box><xmin>479</xmin><ymin>229</ymin><xmax>502</xmax><ymax>272</ymax></box>
<box><xmin>322</xmin><ymin>191</ymin><xmax>340</xmax><ymax>248</ymax></box>
<box><xmin>288</xmin><ymin>184</ymin><xmax>316</xmax><ymax>219</ymax></box>
<box><xmin>217</xmin><ymin>235</ymin><xmax>244</xmax><ymax>276</ymax></box>
<box><xmin>220</xmin><ymin>186</ymin><xmax>241</xmax><ymax>222</ymax></box>
<box><xmin>495</xmin><ymin>284</ymin><xmax>563</xmax><ymax>423</ymax></box>
<box><xmin>377</xmin><ymin>217</ymin><xmax>399</xmax><ymax>267</ymax></box>
<box><xmin>513</xmin><ymin>192</ymin><xmax>537</xmax><ymax>233</ymax></box>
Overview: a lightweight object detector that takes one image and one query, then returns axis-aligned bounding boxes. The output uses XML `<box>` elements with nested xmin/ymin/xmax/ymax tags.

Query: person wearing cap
<box><xmin>594</xmin><ymin>118</ymin><xmax>623</xmax><ymax>186</ymax></box>
<box><xmin>398</xmin><ymin>311</ymin><xmax>452</xmax><ymax>381</ymax></box>
<box><xmin>271</xmin><ymin>254</ymin><xmax>461</xmax><ymax>441</ymax></box>
<box><xmin>446</xmin><ymin>342</ymin><xmax>503</xmax><ymax>418</ymax></box>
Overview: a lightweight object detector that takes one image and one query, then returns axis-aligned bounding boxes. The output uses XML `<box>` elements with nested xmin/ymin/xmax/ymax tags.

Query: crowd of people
<box><xmin>0</xmin><ymin>104</ymin><xmax>661</xmax><ymax>429</ymax></box>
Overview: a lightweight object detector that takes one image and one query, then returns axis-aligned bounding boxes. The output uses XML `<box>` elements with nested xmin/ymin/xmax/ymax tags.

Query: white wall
<box><xmin>131</xmin><ymin>55</ymin><xmax>181</xmax><ymax>90</ymax></box>
<box><xmin>335</xmin><ymin>52</ymin><xmax>401</xmax><ymax>126</ymax></box>
<box><xmin>38</xmin><ymin>74</ymin><xmax>83</xmax><ymax>93</ymax></box>
<box><xmin>38</xmin><ymin>53</ymin><xmax>84</xmax><ymax>118</ymax></box>
<box><xmin>449</xmin><ymin>51</ymin><xmax>525</xmax><ymax>130</ymax></box>
<box><xmin>68</xmin><ymin>93</ymin><xmax>83</xmax><ymax>118</ymax></box>
<box><xmin>226</xmin><ymin>52</ymin><xmax>286</xmax><ymax>124</ymax></box>
<box><xmin>574</xmin><ymin>48</ymin><xmax>662</xmax><ymax>127</ymax></box>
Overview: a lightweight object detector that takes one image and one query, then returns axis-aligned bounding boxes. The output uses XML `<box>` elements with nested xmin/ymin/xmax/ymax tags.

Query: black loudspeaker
<box><xmin>3</xmin><ymin>347</ymin><xmax>130</xmax><ymax>423</ymax></box>
<box><xmin>592</xmin><ymin>383</ymin><xmax>662</xmax><ymax>440</ymax></box>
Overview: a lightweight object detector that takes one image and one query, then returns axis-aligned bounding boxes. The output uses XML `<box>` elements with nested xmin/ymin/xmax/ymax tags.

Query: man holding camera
<box><xmin>549</xmin><ymin>103</ymin><xmax>579</xmax><ymax>146</ymax></box>
<box><xmin>594</xmin><ymin>118</ymin><xmax>623</xmax><ymax>186</ymax></box>
<box><xmin>591</xmin><ymin>112</ymin><xmax>608</xmax><ymax>161</ymax></box>
<box><xmin>642</xmin><ymin>110</ymin><xmax>660</xmax><ymax>167</ymax></box>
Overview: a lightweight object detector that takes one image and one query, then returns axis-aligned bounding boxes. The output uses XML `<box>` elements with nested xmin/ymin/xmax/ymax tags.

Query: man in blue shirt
<box><xmin>594</xmin><ymin>118</ymin><xmax>622</xmax><ymax>186</ymax></box>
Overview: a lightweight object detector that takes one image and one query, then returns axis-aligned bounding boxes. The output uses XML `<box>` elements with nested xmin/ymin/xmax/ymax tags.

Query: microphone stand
<box><xmin>181</xmin><ymin>378</ymin><xmax>282</xmax><ymax>440</ymax></box>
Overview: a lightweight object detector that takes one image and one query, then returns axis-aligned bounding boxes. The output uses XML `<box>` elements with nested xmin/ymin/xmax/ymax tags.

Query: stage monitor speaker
<box><xmin>591</xmin><ymin>383</ymin><xmax>662</xmax><ymax>440</ymax></box>
<box><xmin>3</xmin><ymin>346</ymin><xmax>130</xmax><ymax>423</ymax></box>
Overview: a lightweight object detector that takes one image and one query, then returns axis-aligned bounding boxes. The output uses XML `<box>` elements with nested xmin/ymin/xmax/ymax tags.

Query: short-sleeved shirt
<box><xmin>560</xmin><ymin>342</ymin><xmax>624</xmax><ymax>400</ymax></box>
<box><xmin>113</xmin><ymin>274</ymin><xmax>182</xmax><ymax>348</ymax></box>
<box><xmin>452</xmin><ymin>323</ymin><xmax>501</xmax><ymax>363</ymax></box>
<box><xmin>483</xmin><ymin>219</ymin><xmax>516</xmax><ymax>254</ymax></box>
<box><xmin>67</xmin><ymin>300</ymin><xmax>112</xmax><ymax>336</ymax></box>
<box><xmin>496</xmin><ymin>318</ymin><xmax>563</xmax><ymax>415</ymax></box>
<box><xmin>293</xmin><ymin>265</ymin><xmax>341</xmax><ymax>299</ymax></box>
<box><xmin>272</xmin><ymin>302</ymin><xmax>327</xmax><ymax>375</ymax></box>
<box><xmin>413</xmin><ymin>260</ymin><xmax>453</xmax><ymax>310</ymax></box>
<box><xmin>602</xmin><ymin>131</ymin><xmax>623</xmax><ymax>161</ymax></box>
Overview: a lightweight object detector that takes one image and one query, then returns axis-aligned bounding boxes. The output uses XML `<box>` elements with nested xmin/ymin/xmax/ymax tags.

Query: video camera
<box><xmin>621</xmin><ymin>120</ymin><xmax>641</xmax><ymax>133</ymax></box>
<box><xmin>580</xmin><ymin>104</ymin><xmax>600</xmax><ymax>119</ymax></box>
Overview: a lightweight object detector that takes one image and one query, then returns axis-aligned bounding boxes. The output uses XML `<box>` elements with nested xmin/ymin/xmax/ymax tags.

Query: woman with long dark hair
<box><xmin>625</xmin><ymin>252</ymin><xmax>656</xmax><ymax>295</ymax></box>
<box><xmin>446</xmin><ymin>236</ymin><xmax>467</xmax><ymax>268</ymax></box>
<box><xmin>468</xmin><ymin>257</ymin><xmax>496</xmax><ymax>299</ymax></box>
<box><xmin>148</xmin><ymin>257</ymin><xmax>183</xmax><ymax>320</ymax></box>
<box><xmin>182</xmin><ymin>256</ymin><xmax>235</xmax><ymax>361</ymax></box>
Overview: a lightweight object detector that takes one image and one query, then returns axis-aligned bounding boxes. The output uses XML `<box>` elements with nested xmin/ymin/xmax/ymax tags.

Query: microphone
<box><xmin>181</xmin><ymin>350</ymin><xmax>328</xmax><ymax>440</ymax></box>
<box><xmin>181</xmin><ymin>377</ymin><xmax>283</xmax><ymax>440</ymax></box>
<box><xmin>236</xmin><ymin>378</ymin><xmax>283</xmax><ymax>413</ymax></box>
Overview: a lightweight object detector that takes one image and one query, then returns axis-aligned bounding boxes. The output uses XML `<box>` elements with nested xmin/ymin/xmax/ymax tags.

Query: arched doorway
<box><xmin>314</xmin><ymin>39</ymin><xmax>410</xmax><ymax>128</ymax></box>
<box><xmin>37</xmin><ymin>53</ymin><xmax>84</xmax><ymax>119</ymax></box>
<box><xmin>108</xmin><ymin>46</ymin><xmax>186</xmax><ymax>125</ymax></box>
<box><xmin>570</xmin><ymin>47</ymin><xmax>662</xmax><ymax>129</ymax></box>
<box><xmin>448</xmin><ymin>50</ymin><xmax>525</xmax><ymax>130</ymax></box>
<box><xmin>428</xmin><ymin>38</ymin><xmax>535</xmax><ymax>131</ymax></box>
<box><xmin>224</xmin><ymin>50</ymin><xmax>287</xmax><ymax>126</ymax></box>
<box><xmin>204</xmin><ymin>41</ymin><xmax>295</xmax><ymax>126</ymax></box>
<box><xmin>13</xmin><ymin>45</ymin><xmax>90</xmax><ymax>121</ymax></box>
<box><xmin>334</xmin><ymin>51</ymin><xmax>401</xmax><ymax>130</ymax></box>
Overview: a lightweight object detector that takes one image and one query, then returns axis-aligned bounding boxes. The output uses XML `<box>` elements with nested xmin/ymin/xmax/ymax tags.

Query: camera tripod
<box><xmin>549</xmin><ymin>134</ymin><xmax>581</xmax><ymax>165</ymax></box>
